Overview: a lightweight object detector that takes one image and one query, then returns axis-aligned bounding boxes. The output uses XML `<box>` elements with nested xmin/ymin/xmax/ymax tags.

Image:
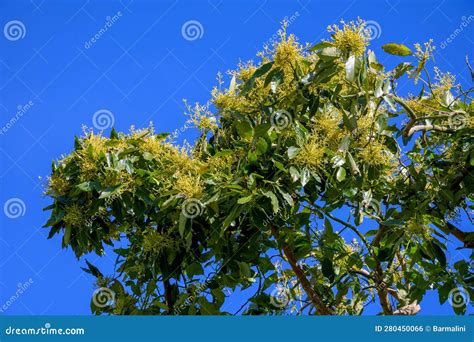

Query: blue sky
<box><xmin>0</xmin><ymin>0</ymin><xmax>472</xmax><ymax>315</ymax></box>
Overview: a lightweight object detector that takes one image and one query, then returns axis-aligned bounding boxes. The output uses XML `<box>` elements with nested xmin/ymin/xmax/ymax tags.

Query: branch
<box><xmin>313</xmin><ymin>205</ymin><xmax>370</xmax><ymax>251</ymax></box>
<box><xmin>447</xmin><ymin>222</ymin><xmax>474</xmax><ymax>248</ymax></box>
<box><xmin>391</xmin><ymin>96</ymin><xmax>417</xmax><ymax>120</ymax></box>
<box><xmin>396</xmin><ymin>251</ymin><xmax>410</xmax><ymax>289</ymax></box>
<box><xmin>427</xmin><ymin>205</ymin><xmax>474</xmax><ymax>249</ymax></box>
<box><xmin>271</xmin><ymin>226</ymin><xmax>335</xmax><ymax>315</ymax></box>
<box><xmin>164</xmin><ymin>279</ymin><xmax>174</xmax><ymax>314</ymax></box>
<box><xmin>386</xmin><ymin>288</ymin><xmax>401</xmax><ymax>301</ymax></box>
<box><xmin>393</xmin><ymin>301</ymin><xmax>421</xmax><ymax>315</ymax></box>
<box><xmin>371</xmin><ymin>225</ymin><xmax>393</xmax><ymax>315</ymax></box>
<box><xmin>406</xmin><ymin>123</ymin><xmax>456</xmax><ymax>137</ymax></box>
<box><xmin>350</xmin><ymin>267</ymin><xmax>374</xmax><ymax>280</ymax></box>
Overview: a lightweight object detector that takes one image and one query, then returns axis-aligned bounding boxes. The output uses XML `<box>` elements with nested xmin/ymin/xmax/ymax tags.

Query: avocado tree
<box><xmin>44</xmin><ymin>20</ymin><xmax>473</xmax><ymax>315</ymax></box>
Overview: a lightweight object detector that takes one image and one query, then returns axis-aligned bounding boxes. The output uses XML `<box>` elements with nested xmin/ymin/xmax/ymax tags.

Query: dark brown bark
<box><xmin>164</xmin><ymin>279</ymin><xmax>174</xmax><ymax>313</ymax></box>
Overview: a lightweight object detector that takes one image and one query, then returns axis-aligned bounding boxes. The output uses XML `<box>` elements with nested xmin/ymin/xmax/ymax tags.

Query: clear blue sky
<box><xmin>0</xmin><ymin>0</ymin><xmax>472</xmax><ymax>315</ymax></box>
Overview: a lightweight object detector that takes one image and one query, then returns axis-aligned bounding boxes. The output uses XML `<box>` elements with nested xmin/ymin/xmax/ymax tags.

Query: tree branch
<box><xmin>271</xmin><ymin>226</ymin><xmax>335</xmax><ymax>315</ymax></box>
<box><xmin>406</xmin><ymin>123</ymin><xmax>456</xmax><ymax>137</ymax></box>
<box><xmin>164</xmin><ymin>279</ymin><xmax>174</xmax><ymax>314</ymax></box>
<box><xmin>371</xmin><ymin>225</ymin><xmax>393</xmax><ymax>315</ymax></box>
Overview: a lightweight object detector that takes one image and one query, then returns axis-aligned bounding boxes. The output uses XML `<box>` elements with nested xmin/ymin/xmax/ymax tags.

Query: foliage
<box><xmin>44</xmin><ymin>19</ymin><xmax>473</xmax><ymax>315</ymax></box>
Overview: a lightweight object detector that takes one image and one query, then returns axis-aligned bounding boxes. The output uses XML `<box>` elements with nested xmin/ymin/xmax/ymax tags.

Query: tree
<box><xmin>44</xmin><ymin>19</ymin><xmax>473</xmax><ymax>315</ymax></box>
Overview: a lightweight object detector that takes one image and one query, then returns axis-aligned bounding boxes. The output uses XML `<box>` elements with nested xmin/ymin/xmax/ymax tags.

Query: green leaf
<box><xmin>336</xmin><ymin>167</ymin><xmax>346</xmax><ymax>182</ymax></box>
<box><xmin>321</xmin><ymin>258</ymin><xmax>335</xmax><ymax>282</ymax></box>
<box><xmin>264</xmin><ymin>68</ymin><xmax>284</xmax><ymax>90</ymax></box>
<box><xmin>253</xmin><ymin>62</ymin><xmax>274</xmax><ymax>78</ymax></box>
<box><xmin>179</xmin><ymin>212</ymin><xmax>187</xmax><ymax>237</ymax></box>
<box><xmin>332</xmin><ymin>155</ymin><xmax>346</xmax><ymax>168</ymax></box>
<box><xmin>254</xmin><ymin>123</ymin><xmax>271</xmax><ymax>137</ymax></box>
<box><xmin>319</xmin><ymin>47</ymin><xmax>340</xmax><ymax>60</ymax></box>
<box><xmin>430</xmin><ymin>241</ymin><xmax>447</xmax><ymax>267</ymax></box>
<box><xmin>237</xmin><ymin>195</ymin><xmax>253</xmax><ymax>204</ymax></box>
<box><xmin>186</xmin><ymin>262</ymin><xmax>204</xmax><ymax>278</ymax></box>
<box><xmin>155</xmin><ymin>132</ymin><xmax>170</xmax><ymax>141</ymax></box>
<box><xmin>301</xmin><ymin>168</ymin><xmax>310</xmax><ymax>187</ymax></box>
<box><xmin>240</xmin><ymin>62</ymin><xmax>274</xmax><ymax>95</ymax></box>
<box><xmin>438</xmin><ymin>281</ymin><xmax>453</xmax><ymax>305</ymax></box>
<box><xmin>287</xmin><ymin>146</ymin><xmax>300</xmax><ymax>159</ymax></box>
<box><xmin>256</xmin><ymin>138</ymin><xmax>268</xmax><ymax>155</ymax></box>
<box><xmin>77</xmin><ymin>181</ymin><xmax>98</xmax><ymax>192</ymax></box>
<box><xmin>381</xmin><ymin>43</ymin><xmax>413</xmax><ymax>56</ymax></box>
<box><xmin>81</xmin><ymin>260</ymin><xmax>103</xmax><ymax>278</ymax></box>
<box><xmin>238</xmin><ymin>262</ymin><xmax>252</xmax><ymax>278</ymax></box>
<box><xmin>74</xmin><ymin>135</ymin><xmax>82</xmax><ymax>150</ymax></box>
<box><xmin>276</xmin><ymin>188</ymin><xmax>294</xmax><ymax>207</ymax></box>
<box><xmin>393</xmin><ymin>62</ymin><xmax>413</xmax><ymax>79</ymax></box>
<box><xmin>309</xmin><ymin>41</ymin><xmax>334</xmax><ymax>51</ymax></box>
<box><xmin>235</xmin><ymin>120</ymin><xmax>254</xmax><ymax>140</ymax></box>
<box><xmin>289</xmin><ymin>166</ymin><xmax>300</xmax><ymax>182</ymax></box>
<box><xmin>99</xmin><ymin>185</ymin><xmax>121</xmax><ymax>199</ymax></box>
<box><xmin>374</xmin><ymin>78</ymin><xmax>384</xmax><ymax>98</ymax></box>
<box><xmin>110</xmin><ymin>128</ymin><xmax>119</xmax><ymax>139</ymax></box>
<box><xmin>247</xmin><ymin>150</ymin><xmax>258</xmax><ymax>164</ymax></box>
<box><xmin>345</xmin><ymin>55</ymin><xmax>360</xmax><ymax>82</ymax></box>
<box><xmin>62</xmin><ymin>226</ymin><xmax>72</xmax><ymax>247</ymax></box>
<box><xmin>263</xmin><ymin>191</ymin><xmax>279</xmax><ymax>213</ymax></box>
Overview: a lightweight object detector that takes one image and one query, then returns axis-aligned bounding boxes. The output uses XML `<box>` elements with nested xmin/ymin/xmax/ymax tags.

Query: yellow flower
<box><xmin>184</xmin><ymin>101</ymin><xmax>218</xmax><ymax>132</ymax></box>
<box><xmin>273</xmin><ymin>33</ymin><xmax>305</xmax><ymax>77</ymax></box>
<box><xmin>293</xmin><ymin>136</ymin><xmax>327</xmax><ymax>172</ymax></box>
<box><xmin>63</xmin><ymin>203</ymin><xmax>85</xmax><ymax>227</ymax></box>
<box><xmin>173</xmin><ymin>173</ymin><xmax>203</xmax><ymax>198</ymax></box>
<box><xmin>140</xmin><ymin>136</ymin><xmax>166</xmax><ymax>157</ymax></box>
<box><xmin>47</xmin><ymin>173</ymin><xmax>70</xmax><ymax>196</ymax></box>
<box><xmin>357</xmin><ymin>139</ymin><xmax>393</xmax><ymax>168</ymax></box>
<box><xmin>204</xmin><ymin>153</ymin><xmax>236</xmax><ymax>179</ymax></box>
<box><xmin>143</xmin><ymin>229</ymin><xmax>176</xmax><ymax>254</ymax></box>
<box><xmin>328</xmin><ymin>19</ymin><xmax>369</xmax><ymax>56</ymax></box>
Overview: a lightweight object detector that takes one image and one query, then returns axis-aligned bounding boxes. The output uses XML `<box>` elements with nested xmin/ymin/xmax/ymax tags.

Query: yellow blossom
<box><xmin>63</xmin><ymin>203</ymin><xmax>85</xmax><ymax>227</ymax></box>
<box><xmin>328</xmin><ymin>19</ymin><xmax>369</xmax><ymax>56</ymax></box>
<box><xmin>173</xmin><ymin>173</ymin><xmax>203</xmax><ymax>198</ymax></box>
<box><xmin>47</xmin><ymin>173</ymin><xmax>70</xmax><ymax>196</ymax></box>
<box><xmin>293</xmin><ymin>136</ymin><xmax>327</xmax><ymax>172</ymax></box>
<box><xmin>143</xmin><ymin>229</ymin><xmax>176</xmax><ymax>254</ymax></box>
